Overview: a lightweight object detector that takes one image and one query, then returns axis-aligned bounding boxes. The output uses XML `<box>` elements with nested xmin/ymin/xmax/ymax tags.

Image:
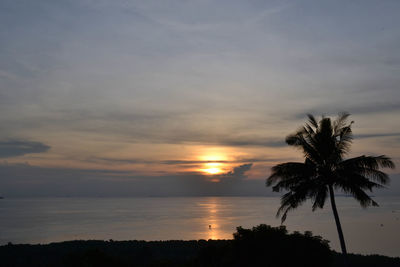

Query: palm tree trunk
<box><xmin>329</xmin><ymin>185</ymin><xmax>348</xmax><ymax>266</ymax></box>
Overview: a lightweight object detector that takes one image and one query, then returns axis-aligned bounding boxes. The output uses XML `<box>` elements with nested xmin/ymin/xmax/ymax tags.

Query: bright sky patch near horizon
<box><xmin>1</xmin><ymin>0</ymin><xmax>400</xmax><ymax>197</ymax></box>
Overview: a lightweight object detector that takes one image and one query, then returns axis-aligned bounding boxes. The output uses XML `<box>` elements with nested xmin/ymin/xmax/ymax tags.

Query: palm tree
<box><xmin>266</xmin><ymin>113</ymin><xmax>395</xmax><ymax>262</ymax></box>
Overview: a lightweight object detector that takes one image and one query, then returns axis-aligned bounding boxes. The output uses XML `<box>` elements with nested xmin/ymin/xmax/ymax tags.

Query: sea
<box><xmin>0</xmin><ymin>196</ymin><xmax>399</xmax><ymax>257</ymax></box>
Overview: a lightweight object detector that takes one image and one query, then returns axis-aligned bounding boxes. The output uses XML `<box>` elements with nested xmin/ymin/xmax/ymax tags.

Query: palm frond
<box><xmin>285</xmin><ymin>133</ymin><xmax>321</xmax><ymax>164</ymax></box>
<box><xmin>312</xmin><ymin>186</ymin><xmax>328</xmax><ymax>211</ymax></box>
<box><xmin>267</xmin><ymin>162</ymin><xmax>315</xmax><ymax>186</ymax></box>
<box><xmin>338</xmin><ymin>184</ymin><xmax>379</xmax><ymax>208</ymax></box>
<box><xmin>334</xmin><ymin>172</ymin><xmax>385</xmax><ymax>192</ymax></box>
<box><xmin>337</xmin><ymin>166</ymin><xmax>390</xmax><ymax>185</ymax></box>
<box><xmin>335</xmin><ymin>125</ymin><xmax>353</xmax><ymax>155</ymax></box>
<box><xmin>277</xmin><ymin>191</ymin><xmax>308</xmax><ymax>223</ymax></box>
<box><xmin>307</xmin><ymin>114</ymin><xmax>319</xmax><ymax>129</ymax></box>
<box><xmin>338</xmin><ymin>155</ymin><xmax>395</xmax><ymax>184</ymax></box>
<box><xmin>333</xmin><ymin>112</ymin><xmax>350</xmax><ymax>133</ymax></box>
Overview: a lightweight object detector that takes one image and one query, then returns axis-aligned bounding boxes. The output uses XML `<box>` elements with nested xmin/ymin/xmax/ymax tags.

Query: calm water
<box><xmin>0</xmin><ymin>197</ymin><xmax>399</xmax><ymax>257</ymax></box>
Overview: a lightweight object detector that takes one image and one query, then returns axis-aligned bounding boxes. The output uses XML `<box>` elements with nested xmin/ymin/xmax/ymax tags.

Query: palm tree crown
<box><xmin>266</xmin><ymin>113</ymin><xmax>395</xmax><ymax>262</ymax></box>
<box><xmin>267</xmin><ymin>113</ymin><xmax>394</xmax><ymax>222</ymax></box>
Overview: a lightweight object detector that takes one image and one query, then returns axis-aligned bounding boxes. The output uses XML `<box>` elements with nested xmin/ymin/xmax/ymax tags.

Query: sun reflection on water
<box><xmin>203</xmin><ymin>198</ymin><xmax>225</xmax><ymax>240</ymax></box>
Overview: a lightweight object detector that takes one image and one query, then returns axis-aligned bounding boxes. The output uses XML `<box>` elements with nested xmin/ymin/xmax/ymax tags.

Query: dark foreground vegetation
<box><xmin>1</xmin><ymin>225</ymin><xmax>399</xmax><ymax>267</ymax></box>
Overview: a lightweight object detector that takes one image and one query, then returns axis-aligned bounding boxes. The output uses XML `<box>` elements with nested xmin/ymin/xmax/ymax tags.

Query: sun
<box><xmin>195</xmin><ymin>147</ymin><xmax>234</xmax><ymax>176</ymax></box>
<box><xmin>203</xmin><ymin>163</ymin><xmax>223</xmax><ymax>175</ymax></box>
<box><xmin>205</xmin><ymin>168</ymin><xmax>221</xmax><ymax>174</ymax></box>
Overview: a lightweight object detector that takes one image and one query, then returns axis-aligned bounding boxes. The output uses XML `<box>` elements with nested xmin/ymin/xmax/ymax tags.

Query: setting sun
<box><xmin>198</xmin><ymin>151</ymin><xmax>228</xmax><ymax>175</ymax></box>
<box><xmin>203</xmin><ymin>163</ymin><xmax>223</xmax><ymax>175</ymax></box>
<box><xmin>204</xmin><ymin>168</ymin><xmax>221</xmax><ymax>174</ymax></box>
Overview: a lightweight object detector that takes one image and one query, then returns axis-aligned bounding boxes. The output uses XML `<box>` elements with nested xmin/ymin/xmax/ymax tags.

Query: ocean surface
<box><xmin>0</xmin><ymin>196</ymin><xmax>399</xmax><ymax>257</ymax></box>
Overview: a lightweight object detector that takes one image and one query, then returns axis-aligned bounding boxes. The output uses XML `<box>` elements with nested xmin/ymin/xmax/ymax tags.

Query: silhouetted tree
<box><xmin>231</xmin><ymin>224</ymin><xmax>331</xmax><ymax>267</ymax></box>
<box><xmin>266</xmin><ymin>113</ymin><xmax>395</xmax><ymax>265</ymax></box>
<box><xmin>197</xmin><ymin>224</ymin><xmax>332</xmax><ymax>267</ymax></box>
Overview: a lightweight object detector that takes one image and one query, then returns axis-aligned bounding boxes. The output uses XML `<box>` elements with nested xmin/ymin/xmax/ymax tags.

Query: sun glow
<box><xmin>199</xmin><ymin>151</ymin><xmax>227</xmax><ymax>175</ymax></box>
<box><xmin>194</xmin><ymin>147</ymin><xmax>243</xmax><ymax>176</ymax></box>
<box><xmin>203</xmin><ymin>163</ymin><xmax>223</xmax><ymax>175</ymax></box>
<box><xmin>205</xmin><ymin>168</ymin><xmax>221</xmax><ymax>174</ymax></box>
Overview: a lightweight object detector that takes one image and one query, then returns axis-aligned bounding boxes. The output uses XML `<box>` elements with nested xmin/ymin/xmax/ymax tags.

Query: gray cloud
<box><xmin>87</xmin><ymin>157</ymin><xmax>156</xmax><ymax>165</ymax></box>
<box><xmin>221</xmin><ymin>163</ymin><xmax>253</xmax><ymax>180</ymax></box>
<box><xmin>0</xmin><ymin>140</ymin><xmax>50</xmax><ymax>158</ymax></box>
<box><xmin>293</xmin><ymin>102</ymin><xmax>400</xmax><ymax>121</ymax></box>
<box><xmin>0</xmin><ymin>162</ymin><xmax>264</xmax><ymax>197</ymax></box>
<box><xmin>218</xmin><ymin>138</ymin><xmax>286</xmax><ymax>148</ymax></box>
<box><xmin>89</xmin><ymin>157</ymin><xmax>285</xmax><ymax>166</ymax></box>
<box><xmin>354</xmin><ymin>133</ymin><xmax>400</xmax><ymax>139</ymax></box>
<box><xmin>0</xmin><ymin>105</ymin><xmax>288</xmax><ymax>148</ymax></box>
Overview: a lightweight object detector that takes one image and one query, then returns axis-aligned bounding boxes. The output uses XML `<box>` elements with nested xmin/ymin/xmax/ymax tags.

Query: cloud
<box><xmin>218</xmin><ymin>138</ymin><xmax>286</xmax><ymax>147</ymax></box>
<box><xmin>88</xmin><ymin>157</ymin><xmax>156</xmax><ymax>165</ymax></box>
<box><xmin>354</xmin><ymin>133</ymin><xmax>400</xmax><ymax>139</ymax></box>
<box><xmin>0</xmin><ymin>162</ymin><xmax>262</xmax><ymax>197</ymax></box>
<box><xmin>161</xmin><ymin>158</ymin><xmax>280</xmax><ymax>165</ymax></box>
<box><xmin>0</xmin><ymin>140</ymin><xmax>50</xmax><ymax>158</ymax></box>
<box><xmin>222</xmin><ymin>163</ymin><xmax>253</xmax><ymax>180</ymax></box>
<box><xmin>293</xmin><ymin>102</ymin><xmax>400</xmax><ymax>120</ymax></box>
<box><xmin>89</xmin><ymin>157</ymin><xmax>284</xmax><ymax>166</ymax></box>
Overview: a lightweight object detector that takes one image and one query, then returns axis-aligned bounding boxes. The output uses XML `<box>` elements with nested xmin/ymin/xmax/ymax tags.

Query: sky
<box><xmin>1</xmin><ymin>0</ymin><xmax>400</xmax><ymax>197</ymax></box>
